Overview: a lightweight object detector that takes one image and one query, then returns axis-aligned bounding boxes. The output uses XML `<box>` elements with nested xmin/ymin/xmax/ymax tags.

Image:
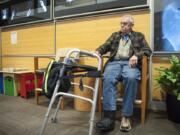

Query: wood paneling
<box><xmin>2</xmin><ymin>57</ymin><xmax>34</xmax><ymax>71</ymax></box>
<box><xmin>152</xmin><ymin>57</ymin><xmax>170</xmax><ymax>101</ymax></box>
<box><xmin>1</xmin><ymin>23</ymin><xmax>55</xmax><ymax>55</ymax></box>
<box><xmin>2</xmin><ymin>57</ymin><xmax>53</xmax><ymax>71</ymax></box>
<box><xmin>56</xmin><ymin>11</ymin><xmax>150</xmax><ymax>51</ymax></box>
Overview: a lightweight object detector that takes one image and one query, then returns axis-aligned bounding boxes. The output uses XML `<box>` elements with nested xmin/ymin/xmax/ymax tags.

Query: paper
<box><xmin>11</xmin><ymin>31</ymin><xmax>17</xmax><ymax>44</ymax></box>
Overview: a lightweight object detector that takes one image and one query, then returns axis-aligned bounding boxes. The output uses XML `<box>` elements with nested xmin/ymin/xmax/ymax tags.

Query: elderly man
<box><xmin>95</xmin><ymin>15</ymin><xmax>152</xmax><ymax>132</ymax></box>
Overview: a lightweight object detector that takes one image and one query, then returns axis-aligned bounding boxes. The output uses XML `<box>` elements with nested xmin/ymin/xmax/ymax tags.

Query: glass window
<box><xmin>11</xmin><ymin>1</ymin><xmax>34</xmax><ymax>19</ymax></box>
<box><xmin>35</xmin><ymin>0</ymin><xmax>50</xmax><ymax>19</ymax></box>
<box><xmin>37</xmin><ymin>0</ymin><xmax>48</xmax><ymax>13</ymax></box>
<box><xmin>0</xmin><ymin>0</ymin><xmax>51</xmax><ymax>27</ymax></box>
<box><xmin>154</xmin><ymin>0</ymin><xmax>180</xmax><ymax>52</ymax></box>
<box><xmin>0</xmin><ymin>1</ymin><xmax>10</xmax><ymax>26</ymax></box>
<box><xmin>54</xmin><ymin>0</ymin><xmax>148</xmax><ymax>18</ymax></box>
<box><xmin>97</xmin><ymin>0</ymin><xmax>118</xmax><ymax>4</ymax></box>
<box><xmin>9</xmin><ymin>0</ymin><xmax>35</xmax><ymax>25</ymax></box>
<box><xmin>55</xmin><ymin>0</ymin><xmax>96</xmax><ymax>11</ymax></box>
<box><xmin>1</xmin><ymin>8</ymin><xmax>9</xmax><ymax>20</ymax></box>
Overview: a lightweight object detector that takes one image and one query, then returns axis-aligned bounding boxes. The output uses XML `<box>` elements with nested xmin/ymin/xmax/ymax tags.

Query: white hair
<box><xmin>122</xmin><ymin>14</ymin><xmax>134</xmax><ymax>26</ymax></box>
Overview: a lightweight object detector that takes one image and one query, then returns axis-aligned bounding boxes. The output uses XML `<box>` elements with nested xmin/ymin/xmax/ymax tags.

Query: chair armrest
<box><xmin>141</xmin><ymin>56</ymin><xmax>148</xmax><ymax>82</ymax></box>
<box><xmin>101</xmin><ymin>55</ymin><xmax>149</xmax><ymax>81</ymax></box>
<box><xmin>34</xmin><ymin>56</ymin><xmax>54</xmax><ymax>71</ymax></box>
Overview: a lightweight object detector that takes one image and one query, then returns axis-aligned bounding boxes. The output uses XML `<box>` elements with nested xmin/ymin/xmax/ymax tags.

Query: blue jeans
<box><xmin>103</xmin><ymin>60</ymin><xmax>141</xmax><ymax>117</ymax></box>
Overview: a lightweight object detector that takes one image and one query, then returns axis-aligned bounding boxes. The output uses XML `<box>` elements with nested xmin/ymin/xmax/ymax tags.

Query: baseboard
<box><xmin>149</xmin><ymin>101</ymin><xmax>166</xmax><ymax>111</ymax></box>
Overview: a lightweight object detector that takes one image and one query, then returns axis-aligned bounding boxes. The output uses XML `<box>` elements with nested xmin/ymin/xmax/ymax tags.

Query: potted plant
<box><xmin>156</xmin><ymin>55</ymin><xmax>180</xmax><ymax>123</ymax></box>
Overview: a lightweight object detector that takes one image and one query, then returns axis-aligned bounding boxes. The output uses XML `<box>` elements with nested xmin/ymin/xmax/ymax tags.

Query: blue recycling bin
<box><xmin>0</xmin><ymin>73</ymin><xmax>4</xmax><ymax>94</ymax></box>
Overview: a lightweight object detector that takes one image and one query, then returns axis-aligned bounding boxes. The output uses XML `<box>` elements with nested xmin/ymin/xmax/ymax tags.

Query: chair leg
<box><xmin>140</xmin><ymin>56</ymin><xmax>148</xmax><ymax>124</ymax></box>
<box><xmin>35</xmin><ymin>90</ymin><xmax>39</xmax><ymax>104</ymax></box>
<box><xmin>98</xmin><ymin>93</ymin><xmax>102</xmax><ymax>118</ymax></box>
<box><xmin>141</xmin><ymin>80</ymin><xmax>147</xmax><ymax>124</ymax></box>
<box><xmin>141</xmin><ymin>101</ymin><xmax>146</xmax><ymax>124</ymax></box>
<box><xmin>98</xmin><ymin>79</ymin><xmax>103</xmax><ymax>118</ymax></box>
<box><xmin>59</xmin><ymin>96</ymin><xmax>64</xmax><ymax>110</ymax></box>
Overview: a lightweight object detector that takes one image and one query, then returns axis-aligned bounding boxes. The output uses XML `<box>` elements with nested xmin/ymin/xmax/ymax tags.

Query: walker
<box><xmin>39</xmin><ymin>49</ymin><xmax>102</xmax><ymax>135</ymax></box>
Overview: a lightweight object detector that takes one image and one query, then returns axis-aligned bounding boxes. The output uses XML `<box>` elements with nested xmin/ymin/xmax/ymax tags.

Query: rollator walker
<box><xmin>39</xmin><ymin>49</ymin><xmax>102</xmax><ymax>135</ymax></box>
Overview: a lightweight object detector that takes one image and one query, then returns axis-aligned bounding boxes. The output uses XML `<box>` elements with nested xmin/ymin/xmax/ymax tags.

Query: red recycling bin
<box><xmin>19</xmin><ymin>73</ymin><xmax>35</xmax><ymax>99</ymax></box>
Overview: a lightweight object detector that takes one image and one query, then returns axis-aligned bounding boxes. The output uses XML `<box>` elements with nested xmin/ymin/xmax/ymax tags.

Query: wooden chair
<box><xmin>34</xmin><ymin>56</ymin><xmax>54</xmax><ymax>104</ymax></box>
<box><xmin>97</xmin><ymin>56</ymin><xmax>148</xmax><ymax>124</ymax></box>
<box><xmin>34</xmin><ymin>48</ymin><xmax>79</xmax><ymax>110</ymax></box>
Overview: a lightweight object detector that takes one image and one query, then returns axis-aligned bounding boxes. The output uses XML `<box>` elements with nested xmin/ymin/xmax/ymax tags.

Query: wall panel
<box><xmin>2</xmin><ymin>57</ymin><xmax>34</xmax><ymax>71</ymax></box>
<box><xmin>1</xmin><ymin>23</ymin><xmax>55</xmax><ymax>55</ymax></box>
<box><xmin>56</xmin><ymin>11</ymin><xmax>150</xmax><ymax>51</ymax></box>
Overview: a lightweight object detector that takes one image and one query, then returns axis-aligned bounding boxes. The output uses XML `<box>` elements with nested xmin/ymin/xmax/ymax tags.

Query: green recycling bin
<box><xmin>4</xmin><ymin>76</ymin><xmax>14</xmax><ymax>96</ymax></box>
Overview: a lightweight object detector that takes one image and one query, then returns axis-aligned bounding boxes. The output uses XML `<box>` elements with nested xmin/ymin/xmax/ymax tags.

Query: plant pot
<box><xmin>166</xmin><ymin>93</ymin><xmax>180</xmax><ymax>123</ymax></box>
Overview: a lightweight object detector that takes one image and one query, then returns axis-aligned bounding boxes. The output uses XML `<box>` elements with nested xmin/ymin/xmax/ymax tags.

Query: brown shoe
<box><xmin>120</xmin><ymin>117</ymin><xmax>132</xmax><ymax>132</ymax></box>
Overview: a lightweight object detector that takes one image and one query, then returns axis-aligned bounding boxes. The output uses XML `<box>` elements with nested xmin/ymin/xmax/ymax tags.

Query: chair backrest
<box><xmin>55</xmin><ymin>48</ymin><xmax>79</xmax><ymax>61</ymax></box>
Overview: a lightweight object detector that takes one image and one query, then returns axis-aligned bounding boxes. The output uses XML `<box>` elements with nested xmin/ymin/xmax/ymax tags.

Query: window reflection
<box><xmin>1</xmin><ymin>8</ymin><xmax>8</xmax><ymax>20</ymax></box>
<box><xmin>11</xmin><ymin>0</ymin><xmax>34</xmax><ymax>19</ymax></box>
<box><xmin>55</xmin><ymin>0</ymin><xmax>96</xmax><ymax>11</ymax></box>
<box><xmin>10</xmin><ymin>10</ymin><xmax>15</xmax><ymax>20</ymax></box>
<box><xmin>54</xmin><ymin>0</ymin><xmax>147</xmax><ymax>18</ymax></box>
<box><xmin>154</xmin><ymin>0</ymin><xmax>180</xmax><ymax>52</ymax></box>
<box><xmin>97</xmin><ymin>0</ymin><xmax>118</xmax><ymax>3</ymax></box>
<box><xmin>162</xmin><ymin>0</ymin><xmax>180</xmax><ymax>51</ymax></box>
<box><xmin>38</xmin><ymin>0</ymin><xmax>47</xmax><ymax>13</ymax></box>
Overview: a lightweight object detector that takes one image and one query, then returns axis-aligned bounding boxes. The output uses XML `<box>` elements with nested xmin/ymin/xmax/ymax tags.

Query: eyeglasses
<box><xmin>120</xmin><ymin>22</ymin><xmax>130</xmax><ymax>26</ymax></box>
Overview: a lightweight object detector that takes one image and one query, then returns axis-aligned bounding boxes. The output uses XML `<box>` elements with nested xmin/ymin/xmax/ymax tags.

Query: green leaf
<box><xmin>177</xmin><ymin>93</ymin><xmax>180</xmax><ymax>101</ymax></box>
<box><xmin>172</xmin><ymin>90</ymin><xmax>178</xmax><ymax>96</ymax></box>
<box><xmin>155</xmin><ymin>55</ymin><xmax>180</xmax><ymax>99</ymax></box>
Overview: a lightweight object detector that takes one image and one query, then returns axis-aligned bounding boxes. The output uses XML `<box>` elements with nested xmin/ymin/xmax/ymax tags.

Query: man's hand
<box><xmin>129</xmin><ymin>55</ymin><xmax>138</xmax><ymax>68</ymax></box>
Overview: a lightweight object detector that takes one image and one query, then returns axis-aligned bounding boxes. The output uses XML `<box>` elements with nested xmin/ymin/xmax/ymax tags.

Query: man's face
<box><xmin>120</xmin><ymin>17</ymin><xmax>132</xmax><ymax>34</ymax></box>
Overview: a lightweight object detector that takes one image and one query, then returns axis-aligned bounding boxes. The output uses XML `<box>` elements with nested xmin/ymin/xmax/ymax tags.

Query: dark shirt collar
<box><xmin>119</xmin><ymin>31</ymin><xmax>132</xmax><ymax>37</ymax></box>
<box><xmin>119</xmin><ymin>31</ymin><xmax>132</xmax><ymax>42</ymax></box>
